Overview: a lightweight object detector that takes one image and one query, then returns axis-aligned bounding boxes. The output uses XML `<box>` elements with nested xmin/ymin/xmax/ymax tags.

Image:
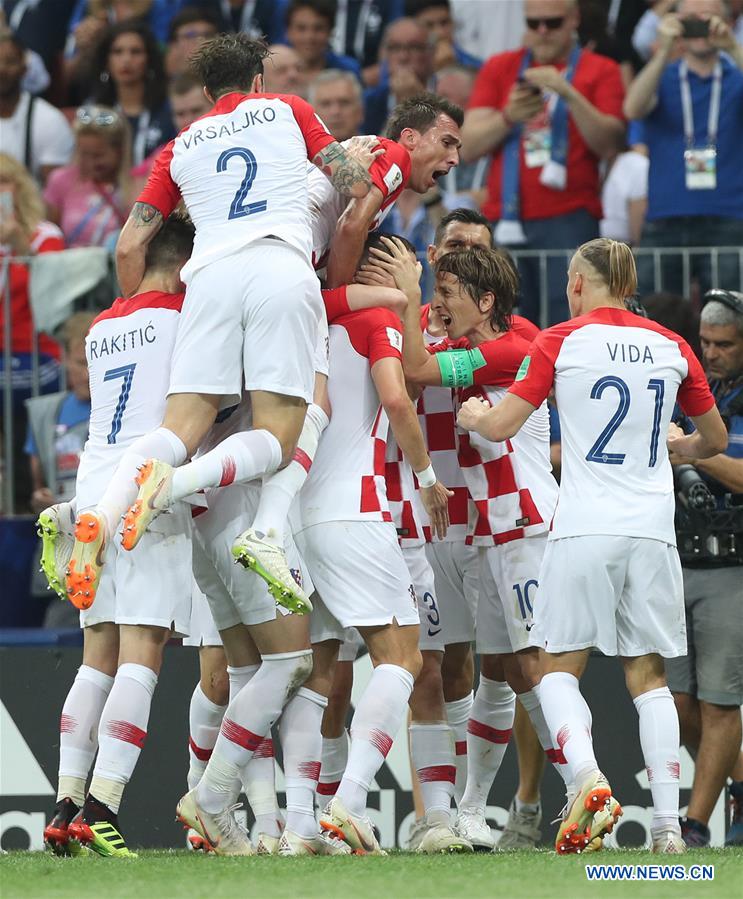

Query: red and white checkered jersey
<box><xmin>510</xmin><ymin>307</ymin><xmax>715</xmax><ymax>544</ymax></box>
<box><xmin>137</xmin><ymin>92</ymin><xmax>335</xmax><ymax>280</ymax></box>
<box><xmin>76</xmin><ymin>290</ymin><xmax>183</xmax><ymax>508</ymax></box>
<box><xmin>429</xmin><ymin>330</ymin><xmax>557</xmax><ymax>546</ymax></box>
<box><xmin>384</xmin><ymin>437</ymin><xmax>428</xmax><ymax>546</ymax></box>
<box><xmin>299</xmin><ymin>287</ymin><xmax>404</xmax><ymax>528</ymax></box>
<box><xmin>308</xmin><ymin>137</ymin><xmax>411</xmax><ymax>269</ymax></box>
<box><xmin>415</xmin><ymin>307</ymin><xmax>542</xmax><ymax>544</ymax></box>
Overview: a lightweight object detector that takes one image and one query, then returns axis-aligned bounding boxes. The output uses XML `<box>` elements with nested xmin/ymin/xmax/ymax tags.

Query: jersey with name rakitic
<box><xmin>76</xmin><ymin>291</ymin><xmax>183</xmax><ymax>508</ymax></box>
<box><xmin>300</xmin><ymin>287</ymin><xmax>404</xmax><ymax>528</ymax></box>
<box><xmin>429</xmin><ymin>328</ymin><xmax>557</xmax><ymax>546</ymax></box>
<box><xmin>138</xmin><ymin>92</ymin><xmax>336</xmax><ymax>280</ymax></box>
<box><xmin>308</xmin><ymin>137</ymin><xmax>411</xmax><ymax>268</ymax></box>
<box><xmin>509</xmin><ymin>307</ymin><xmax>715</xmax><ymax>544</ymax></box>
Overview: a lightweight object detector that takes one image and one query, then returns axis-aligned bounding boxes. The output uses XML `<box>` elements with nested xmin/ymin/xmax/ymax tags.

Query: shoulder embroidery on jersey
<box><xmin>515</xmin><ymin>356</ymin><xmax>530</xmax><ymax>381</ymax></box>
<box><xmin>386</xmin><ymin>327</ymin><xmax>403</xmax><ymax>351</ymax></box>
<box><xmin>383</xmin><ymin>163</ymin><xmax>403</xmax><ymax>194</ymax></box>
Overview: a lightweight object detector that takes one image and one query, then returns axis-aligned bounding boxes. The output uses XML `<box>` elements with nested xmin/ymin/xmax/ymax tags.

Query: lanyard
<box><xmin>132</xmin><ymin>109</ymin><xmax>151</xmax><ymax>166</ymax></box>
<box><xmin>332</xmin><ymin>0</ymin><xmax>376</xmax><ymax>60</ymax></box>
<box><xmin>679</xmin><ymin>60</ymin><xmax>722</xmax><ymax>147</ymax></box>
<box><xmin>220</xmin><ymin>0</ymin><xmax>257</xmax><ymax>34</ymax></box>
<box><xmin>8</xmin><ymin>0</ymin><xmax>40</xmax><ymax>30</ymax></box>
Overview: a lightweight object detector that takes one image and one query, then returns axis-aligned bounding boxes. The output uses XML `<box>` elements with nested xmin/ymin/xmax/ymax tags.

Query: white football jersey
<box><xmin>510</xmin><ymin>307</ymin><xmax>715</xmax><ymax>544</ymax></box>
<box><xmin>138</xmin><ymin>92</ymin><xmax>336</xmax><ymax>280</ymax></box>
<box><xmin>299</xmin><ymin>288</ymin><xmax>404</xmax><ymax>528</ymax></box>
<box><xmin>76</xmin><ymin>291</ymin><xmax>183</xmax><ymax>509</ymax></box>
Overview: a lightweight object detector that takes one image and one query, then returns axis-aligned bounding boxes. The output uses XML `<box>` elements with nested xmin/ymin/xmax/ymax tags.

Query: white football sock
<box><xmin>187</xmin><ymin>684</ymin><xmax>226</xmax><ymax>791</ymax></box>
<box><xmin>252</xmin><ymin>404</ymin><xmax>329</xmax><ymax>545</ymax></box>
<box><xmin>633</xmin><ymin>686</ymin><xmax>681</xmax><ymax>830</ymax></box>
<box><xmin>318</xmin><ymin>734</ymin><xmax>348</xmax><ymax>801</ymax></box>
<box><xmin>445</xmin><ymin>692</ymin><xmax>473</xmax><ymax>807</ymax></box>
<box><xmin>57</xmin><ymin>665</ymin><xmax>114</xmax><ymax>806</ymax></box>
<box><xmin>409</xmin><ymin>722</ymin><xmax>455</xmax><ymax>821</ymax></box>
<box><xmin>539</xmin><ymin>672</ymin><xmax>598</xmax><ymax>789</ymax></box>
<box><xmin>460</xmin><ymin>677</ymin><xmax>515</xmax><ymax>813</ymax></box>
<box><xmin>337</xmin><ymin>664</ymin><xmax>415</xmax><ymax>817</ymax></box>
<box><xmin>97</xmin><ymin>427</ymin><xmax>187</xmax><ymax>535</ymax></box>
<box><xmin>280</xmin><ymin>687</ymin><xmax>327</xmax><ymax>839</ymax></box>
<box><xmin>171</xmin><ymin>429</ymin><xmax>282</xmax><ymax>502</ymax></box>
<box><xmin>91</xmin><ymin>663</ymin><xmax>158</xmax><ymax>813</ymax></box>
<box><xmin>196</xmin><ymin>651</ymin><xmax>312</xmax><ymax>814</ymax></box>
<box><xmin>518</xmin><ymin>687</ymin><xmax>573</xmax><ymax>787</ymax></box>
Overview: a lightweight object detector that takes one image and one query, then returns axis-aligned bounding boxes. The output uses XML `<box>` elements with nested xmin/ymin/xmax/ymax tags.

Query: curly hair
<box><xmin>385</xmin><ymin>92</ymin><xmax>463</xmax><ymax>141</ymax></box>
<box><xmin>191</xmin><ymin>34</ymin><xmax>270</xmax><ymax>98</ymax></box>
<box><xmin>89</xmin><ymin>20</ymin><xmax>167</xmax><ymax>113</ymax></box>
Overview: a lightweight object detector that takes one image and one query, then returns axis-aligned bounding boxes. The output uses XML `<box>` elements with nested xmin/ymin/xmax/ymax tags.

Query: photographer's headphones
<box><xmin>702</xmin><ymin>289</ymin><xmax>743</xmax><ymax>317</ymax></box>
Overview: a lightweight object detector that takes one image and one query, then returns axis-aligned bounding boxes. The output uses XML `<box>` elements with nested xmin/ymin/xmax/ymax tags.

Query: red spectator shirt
<box><xmin>468</xmin><ymin>48</ymin><xmax>625</xmax><ymax>222</ymax></box>
<box><xmin>0</xmin><ymin>221</ymin><xmax>64</xmax><ymax>357</ymax></box>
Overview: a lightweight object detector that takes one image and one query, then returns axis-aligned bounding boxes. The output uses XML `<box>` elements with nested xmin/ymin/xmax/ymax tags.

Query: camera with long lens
<box><xmin>674</xmin><ymin>462</ymin><xmax>743</xmax><ymax>565</ymax></box>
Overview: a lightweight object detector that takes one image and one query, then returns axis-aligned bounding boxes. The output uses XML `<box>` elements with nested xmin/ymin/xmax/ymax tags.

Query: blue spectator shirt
<box><xmin>644</xmin><ymin>56</ymin><xmax>743</xmax><ymax>221</ymax></box>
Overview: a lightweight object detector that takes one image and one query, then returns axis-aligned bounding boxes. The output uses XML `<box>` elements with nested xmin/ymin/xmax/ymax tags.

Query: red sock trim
<box><xmin>252</xmin><ymin>737</ymin><xmax>274</xmax><ymax>759</ymax></box>
<box><xmin>189</xmin><ymin>736</ymin><xmax>213</xmax><ymax>762</ymax></box>
<box><xmin>106</xmin><ymin>719</ymin><xmax>146</xmax><ymax>749</ymax></box>
<box><xmin>317</xmin><ymin>780</ymin><xmax>340</xmax><ymax>796</ymax></box>
<box><xmin>467</xmin><ymin>719</ymin><xmax>511</xmax><ymax>744</ymax></box>
<box><xmin>546</xmin><ymin>747</ymin><xmax>567</xmax><ymax>765</ymax></box>
<box><xmin>368</xmin><ymin>728</ymin><xmax>393</xmax><ymax>758</ymax></box>
<box><xmin>418</xmin><ymin>764</ymin><xmax>456</xmax><ymax>784</ymax></box>
<box><xmin>296</xmin><ymin>761</ymin><xmax>321</xmax><ymax>782</ymax></box>
<box><xmin>221</xmin><ymin>717</ymin><xmax>262</xmax><ymax>752</ymax></box>
<box><xmin>293</xmin><ymin>448</ymin><xmax>312</xmax><ymax>473</ymax></box>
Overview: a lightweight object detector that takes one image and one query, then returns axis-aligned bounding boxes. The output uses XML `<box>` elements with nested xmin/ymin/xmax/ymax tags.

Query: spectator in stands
<box><xmin>66</xmin><ymin>0</ymin><xmax>197</xmax><ymax>47</ymax></box>
<box><xmin>44</xmin><ymin>106</ymin><xmax>131</xmax><ymax>250</ymax></box>
<box><xmin>600</xmin><ymin>142</ymin><xmax>649</xmax><ymax>244</ymax></box>
<box><xmin>25</xmin><ymin>311</ymin><xmax>95</xmax><ymax>514</ymax></box>
<box><xmin>164</xmin><ymin>5</ymin><xmax>219</xmax><ymax>77</ymax></box>
<box><xmin>308</xmin><ymin>69</ymin><xmax>364</xmax><ymax>140</ymax></box>
<box><xmin>0</xmin><ymin>33</ymin><xmax>74</xmax><ymax>185</ymax></box>
<box><xmin>0</xmin><ymin>12</ymin><xmax>52</xmax><ymax>96</ymax></box>
<box><xmin>324</xmin><ymin>0</ymin><xmax>403</xmax><ymax>87</ymax></box>
<box><xmin>284</xmin><ymin>0</ymin><xmax>362</xmax><ymax>95</ymax></box>
<box><xmin>362</xmin><ymin>17</ymin><xmax>434</xmax><ymax>133</ymax></box>
<box><xmin>216</xmin><ymin>0</ymin><xmax>284</xmax><ymax>41</ymax></box>
<box><xmin>87</xmin><ymin>20</ymin><xmax>175</xmax><ymax>166</ymax></box>
<box><xmin>450</xmin><ymin>0</ymin><xmax>525</xmax><ymax>62</ymax></box>
<box><xmin>0</xmin><ymin>153</ymin><xmax>65</xmax><ymax>512</ymax></box>
<box><xmin>2</xmin><ymin>0</ymin><xmax>77</xmax><ymax>72</ymax></box>
<box><xmin>405</xmin><ymin>0</ymin><xmax>481</xmax><ymax>69</ymax></box>
<box><xmin>624</xmin><ymin>0</ymin><xmax>743</xmax><ymax>296</ymax></box>
<box><xmin>263</xmin><ymin>43</ymin><xmax>304</xmax><ymax>95</ymax></box>
<box><xmin>461</xmin><ymin>0</ymin><xmax>625</xmax><ymax>324</ymax></box>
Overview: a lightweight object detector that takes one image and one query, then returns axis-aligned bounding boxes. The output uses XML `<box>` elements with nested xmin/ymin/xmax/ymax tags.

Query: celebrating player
<box><xmin>457</xmin><ymin>238</ymin><xmax>728</xmax><ymax>854</ymax></box>
<box><xmin>66</xmin><ymin>34</ymin><xmax>376</xmax><ymax>613</ymax></box>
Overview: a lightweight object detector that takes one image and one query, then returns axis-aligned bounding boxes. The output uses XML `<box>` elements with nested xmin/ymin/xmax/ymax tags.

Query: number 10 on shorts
<box><xmin>513</xmin><ymin>579</ymin><xmax>537</xmax><ymax>622</ymax></box>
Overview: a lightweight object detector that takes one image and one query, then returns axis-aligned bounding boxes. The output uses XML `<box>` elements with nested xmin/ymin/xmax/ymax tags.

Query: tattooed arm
<box><xmin>324</xmin><ymin>187</ymin><xmax>384</xmax><ymax>288</ymax></box>
<box><xmin>312</xmin><ymin>141</ymin><xmax>374</xmax><ymax>199</ymax></box>
<box><xmin>115</xmin><ymin>202</ymin><xmax>164</xmax><ymax>297</ymax></box>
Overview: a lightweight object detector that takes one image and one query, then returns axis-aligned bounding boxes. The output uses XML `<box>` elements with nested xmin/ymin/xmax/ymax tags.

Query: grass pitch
<box><xmin>1</xmin><ymin>849</ymin><xmax>742</xmax><ymax>899</ymax></box>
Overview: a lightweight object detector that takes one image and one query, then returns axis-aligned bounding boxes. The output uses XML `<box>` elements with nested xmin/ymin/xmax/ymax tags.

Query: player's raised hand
<box><xmin>343</xmin><ymin>135</ymin><xmax>386</xmax><ymax>172</ymax></box>
<box><xmin>457</xmin><ymin>396</ymin><xmax>489</xmax><ymax>433</ymax></box>
<box><xmin>420</xmin><ymin>480</ymin><xmax>453</xmax><ymax>540</ymax></box>
<box><xmin>368</xmin><ymin>236</ymin><xmax>422</xmax><ymax>300</ymax></box>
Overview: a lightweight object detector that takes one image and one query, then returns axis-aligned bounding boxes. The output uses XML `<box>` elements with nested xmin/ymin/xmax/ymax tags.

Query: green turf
<box><xmin>1</xmin><ymin>849</ymin><xmax>742</xmax><ymax>899</ymax></box>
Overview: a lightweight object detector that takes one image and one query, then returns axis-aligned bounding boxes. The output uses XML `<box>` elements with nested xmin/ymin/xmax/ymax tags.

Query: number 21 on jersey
<box><xmin>586</xmin><ymin>375</ymin><xmax>665</xmax><ymax>467</ymax></box>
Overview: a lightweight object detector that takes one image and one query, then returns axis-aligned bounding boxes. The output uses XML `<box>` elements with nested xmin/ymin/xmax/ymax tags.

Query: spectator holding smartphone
<box><xmin>624</xmin><ymin>0</ymin><xmax>743</xmax><ymax>295</ymax></box>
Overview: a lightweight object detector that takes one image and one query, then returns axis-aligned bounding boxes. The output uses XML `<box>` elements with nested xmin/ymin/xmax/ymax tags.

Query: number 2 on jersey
<box><xmin>104</xmin><ymin>363</ymin><xmax>136</xmax><ymax>444</ymax></box>
<box><xmin>585</xmin><ymin>375</ymin><xmax>665</xmax><ymax>467</ymax></box>
<box><xmin>216</xmin><ymin>148</ymin><xmax>267</xmax><ymax>219</ymax></box>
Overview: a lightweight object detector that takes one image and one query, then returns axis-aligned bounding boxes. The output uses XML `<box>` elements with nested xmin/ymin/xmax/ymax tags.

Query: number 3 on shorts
<box><xmin>217</xmin><ymin>148</ymin><xmax>268</xmax><ymax>220</ymax></box>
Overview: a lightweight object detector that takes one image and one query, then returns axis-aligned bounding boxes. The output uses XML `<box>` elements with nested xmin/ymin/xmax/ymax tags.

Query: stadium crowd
<box><xmin>0</xmin><ymin>0</ymin><xmax>742</xmax><ymax>861</ymax></box>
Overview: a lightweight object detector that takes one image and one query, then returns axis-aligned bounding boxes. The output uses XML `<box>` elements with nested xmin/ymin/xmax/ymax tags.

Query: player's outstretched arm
<box><xmin>372</xmin><ymin>356</ymin><xmax>452</xmax><ymax>539</ymax></box>
<box><xmin>325</xmin><ymin>188</ymin><xmax>385</xmax><ymax>289</ymax></box>
<box><xmin>667</xmin><ymin>406</ymin><xmax>728</xmax><ymax>461</ymax></box>
<box><xmin>115</xmin><ymin>202</ymin><xmax>164</xmax><ymax>297</ymax></box>
<box><xmin>457</xmin><ymin>393</ymin><xmax>536</xmax><ymax>442</ymax></box>
<box><xmin>313</xmin><ymin>141</ymin><xmax>374</xmax><ymax>199</ymax></box>
<box><xmin>345</xmin><ymin>284</ymin><xmax>407</xmax><ymax>316</ymax></box>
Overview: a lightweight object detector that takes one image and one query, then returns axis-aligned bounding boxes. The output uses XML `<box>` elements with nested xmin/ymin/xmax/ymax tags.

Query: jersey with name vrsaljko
<box><xmin>138</xmin><ymin>91</ymin><xmax>336</xmax><ymax>282</ymax></box>
<box><xmin>509</xmin><ymin>307</ymin><xmax>715</xmax><ymax>544</ymax></box>
<box><xmin>76</xmin><ymin>290</ymin><xmax>183</xmax><ymax>509</ymax></box>
<box><xmin>308</xmin><ymin>137</ymin><xmax>411</xmax><ymax>269</ymax></box>
<box><xmin>429</xmin><ymin>328</ymin><xmax>557</xmax><ymax>546</ymax></box>
<box><xmin>299</xmin><ymin>286</ymin><xmax>404</xmax><ymax>529</ymax></box>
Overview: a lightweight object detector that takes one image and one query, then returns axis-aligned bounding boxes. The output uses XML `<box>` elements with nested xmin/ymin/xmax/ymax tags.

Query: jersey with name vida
<box><xmin>509</xmin><ymin>307</ymin><xmax>715</xmax><ymax>544</ymax></box>
<box><xmin>429</xmin><ymin>328</ymin><xmax>557</xmax><ymax>547</ymax></box>
<box><xmin>308</xmin><ymin>137</ymin><xmax>411</xmax><ymax>269</ymax></box>
<box><xmin>299</xmin><ymin>286</ymin><xmax>404</xmax><ymax>529</ymax></box>
<box><xmin>76</xmin><ymin>290</ymin><xmax>183</xmax><ymax>509</ymax></box>
<box><xmin>138</xmin><ymin>92</ymin><xmax>336</xmax><ymax>281</ymax></box>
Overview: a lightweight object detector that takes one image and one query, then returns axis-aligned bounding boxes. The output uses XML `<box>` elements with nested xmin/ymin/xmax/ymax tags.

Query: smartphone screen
<box><xmin>682</xmin><ymin>18</ymin><xmax>710</xmax><ymax>38</ymax></box>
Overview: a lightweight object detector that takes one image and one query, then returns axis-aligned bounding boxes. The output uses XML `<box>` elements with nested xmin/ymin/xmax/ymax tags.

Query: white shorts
<box><xmin>297</xmin><ymin>520</ymin><xmax>419</xmax><ymax>643</ymax></box>
<box><xmin>476</xmin><ymin>534</ymin><xmax>547</xmax><ymax>655</ymax></box>
<box><xmin>182</xmin><ymin>577</ymin><xmax>222</xmax><ymax>648</ymax></box>
<box><xmin>425</xmin><ymin>541</ymin><xmax>479</xmax><ymax>647</ymax></box>
<box><xmin>337</xmin><ymin>628</ymin><xmax>364</xmax><ymax>661</ymax></box>
<box><xmin>170</xmin><ymin>240</ymin><xmax>322</xmax><ymax>404</ymax></box>
<box><xmin>531</xmin><ymin>535</ymin><xmax>686</xmax><ymax>658</ymax></box>
<box><xmin>402</xmin><ymin>544</ymin><xmax>443</xmax><ymax>652</ymax></box>
<box><xmin>80</xmin><ymin>503</ymin><xmax>192</xmax><ymax>635</ymax></box>
<box><xmin>192</xmin><ymin>483</ymin><xmax>308</xmax><ymax>632</ymax></box>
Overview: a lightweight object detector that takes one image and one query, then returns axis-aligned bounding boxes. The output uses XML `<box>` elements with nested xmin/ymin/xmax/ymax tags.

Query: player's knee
<box><xmin>289</xmin><ymin>649</ymin><xmax>315</xmax><ymax>691</ymax></box>
<box><xmin>202</xmin><ymin>667</ymin><xmax>229</xmax><ymax>706</ymax></box>
<box><xmin>410</xmin><ymin>656</ymin><xmax>443</xmax><ymax>715</ymax></box>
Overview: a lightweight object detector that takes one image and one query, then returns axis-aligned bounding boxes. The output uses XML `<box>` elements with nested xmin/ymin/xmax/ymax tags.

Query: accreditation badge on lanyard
<box><xmin>680</xmin><ymin>60</ymin><xmax>722</xmax><ymax>190</ymax></box>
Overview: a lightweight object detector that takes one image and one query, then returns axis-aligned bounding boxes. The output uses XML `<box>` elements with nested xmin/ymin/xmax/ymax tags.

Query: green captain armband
<box><xmin>435</xmin><ymin>347</ymin><xmax>487</xmax><ymax>388</ymax></box>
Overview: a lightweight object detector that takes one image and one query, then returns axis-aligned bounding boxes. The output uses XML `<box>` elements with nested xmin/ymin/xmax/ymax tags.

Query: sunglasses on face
<box><xmin>526</xmin><ymin>16</ymin><xmax>565</xmax><ymax>31</ymax></box>
<box><xmin>76</xmin><ymin>107</ymin><xmax>120</xmax><ymax>126</ymax></box>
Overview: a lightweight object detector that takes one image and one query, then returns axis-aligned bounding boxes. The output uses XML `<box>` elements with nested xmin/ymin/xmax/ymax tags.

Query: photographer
<box><xmin>623</xmin><ymin>0</ymin><xmax>743</xmax><ymax>295</ymax></box>
<box><xmin>667</xmin><ymin>288</ymin><xmax>743</xmax><ymax>847</ymax></box>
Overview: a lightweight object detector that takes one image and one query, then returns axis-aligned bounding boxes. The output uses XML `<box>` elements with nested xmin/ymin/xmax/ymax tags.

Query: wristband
<box><xmin>416</xmin><ymin>464</ymin><xmax>436</xmax><ymax>488</ymax></box>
